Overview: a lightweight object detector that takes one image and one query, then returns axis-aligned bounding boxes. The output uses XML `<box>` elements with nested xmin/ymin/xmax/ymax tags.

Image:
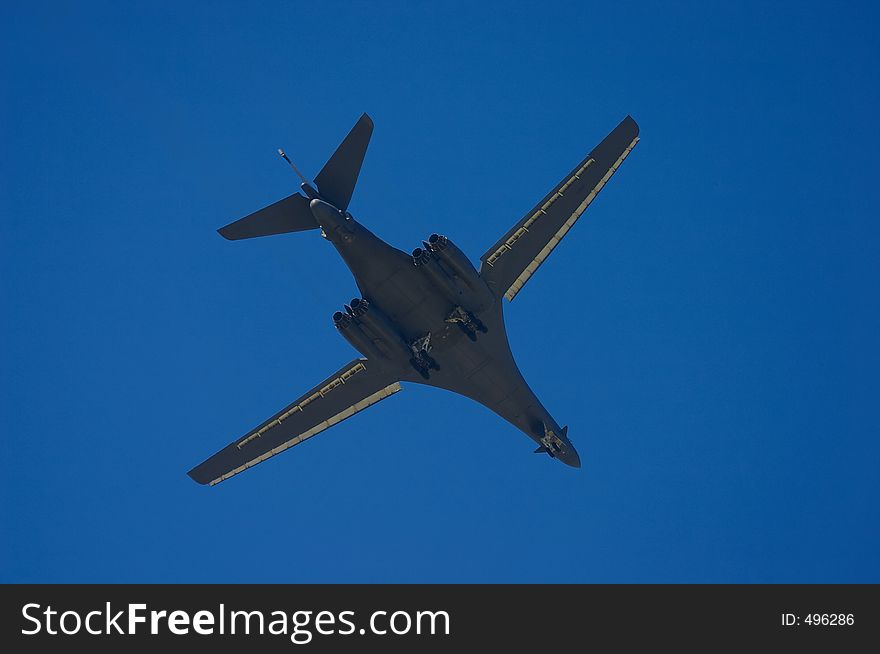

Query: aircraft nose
<box><xmin>560</xmin><ymin>442</ymin><xmax>581</xmax><ymax>468</ymax></box>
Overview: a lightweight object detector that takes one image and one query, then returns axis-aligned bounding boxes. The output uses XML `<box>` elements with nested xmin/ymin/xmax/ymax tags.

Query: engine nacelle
<box><xmin>349</xmin><ymin>298</ymin><xmax>412</xmax><ymax>360</ymax></box>
<box><xmin>426</xmin><ymin>234</ymin><xmax>479</xmax><ymax>286</ymax></box>
<box><xmin>412</xmin><ymin>246</ymin><xmax>461</xmax><ymax>303</ymax></box>
<box><xmin>333</xmin><ymin>310</ymin><xmax>384</xmax><ymax>360</ymax></box>
<box><xmin>426</xmin><ymin>234</ymin><xmax>493</xmax><ymax>312</ymax></box>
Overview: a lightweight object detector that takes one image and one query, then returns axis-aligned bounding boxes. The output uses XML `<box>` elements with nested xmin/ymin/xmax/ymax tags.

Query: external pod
<box><xmin>333</xmin><ymin>310</ymin><xmax>384</xmax><ymax>360</ymax></box>
<box><xmin>412</xmin><ymin>247</ymin><xmax>462</xmax><ymax>302</ymax></box>
<box><xmin>427</xmin><ymin>234</ymin><xmax>493</xmax><ymax>312</ymax></box>
<box><xmin>349</xmin><ymin>298</ymin><xmax>412</xmax><ymax>359</ymax></box>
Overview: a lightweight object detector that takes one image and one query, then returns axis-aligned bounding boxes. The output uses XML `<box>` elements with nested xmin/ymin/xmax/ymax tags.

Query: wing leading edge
<box><xmin>188</xmin><ymin>359</ymin><xmax>401</xmax><ymax>485</ymax></box>
<box><xmin>479</xmin><ymin>115</ymin><xmax>639</xmax><ymax>301</ymax></box>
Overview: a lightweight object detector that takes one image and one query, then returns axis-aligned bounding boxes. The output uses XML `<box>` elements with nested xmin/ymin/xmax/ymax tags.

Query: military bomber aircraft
<box><xmin>189</xmin><ymin>113</ymin><xmax>639</xmax><ymax>485</ymax></box>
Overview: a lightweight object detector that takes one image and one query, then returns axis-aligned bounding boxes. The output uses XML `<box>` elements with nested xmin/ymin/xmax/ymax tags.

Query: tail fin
<box><xmin>314</xmin><ymin>113</ymin><xmax>373</xmax><ymax>211</ymax></box>
<box><xmin>218</xmin><ymin>193</ymin><xmax>317</xmax><ymax>240</ymax></box>
<box><xmin>217</xmin><ymin>113</ymin><xmax>372</xmax><ymax>240</ymax></box>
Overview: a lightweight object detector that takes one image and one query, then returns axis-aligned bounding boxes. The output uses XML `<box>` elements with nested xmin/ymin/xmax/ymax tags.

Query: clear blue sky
<box><xmin>2</xmin><ymin>1</ymin><xmax>878</xmax><ymax>583</ymax></box>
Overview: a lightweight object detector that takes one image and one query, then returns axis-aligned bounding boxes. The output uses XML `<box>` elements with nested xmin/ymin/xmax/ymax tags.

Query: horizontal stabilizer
<box><xmin>218</xmin><ymin>193</ymin><xmax>317</xmax><ymax>240</ymax></box>
<box><xmin>314</xmin><ymin>113</ymin><xmax>373</xmax><ymax>211</ymax></box>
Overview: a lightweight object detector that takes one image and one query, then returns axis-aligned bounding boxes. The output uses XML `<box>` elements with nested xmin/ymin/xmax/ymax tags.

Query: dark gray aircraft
<box><xmin>189</xmin><ymin>114</ymin><xmax>639</xmax><ymax>485</ymax></box>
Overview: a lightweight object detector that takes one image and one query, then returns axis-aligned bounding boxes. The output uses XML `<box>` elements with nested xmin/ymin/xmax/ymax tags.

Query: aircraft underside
<box><xmin>188</xmin><ymin>113</ymin><xmax>638</xmax><ymax>485</ymax></box>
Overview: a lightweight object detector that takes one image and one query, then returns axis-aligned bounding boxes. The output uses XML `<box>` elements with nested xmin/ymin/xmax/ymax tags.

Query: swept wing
<box><xmin>188</xmin><ymin>359</ymin><xmax>401</xmax><ymax>485</ymax></box>
<box><xmin>480</xmin><ymin>116</ymin><xmax>639</xmax><ymax>301</ymax></box>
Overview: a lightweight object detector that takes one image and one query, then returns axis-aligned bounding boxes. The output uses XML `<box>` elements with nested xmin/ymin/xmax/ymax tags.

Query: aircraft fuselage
<box><xmin>310</xmin><ymin>198</ymin><xmax>580</xmax><ymax>467</ymax></box>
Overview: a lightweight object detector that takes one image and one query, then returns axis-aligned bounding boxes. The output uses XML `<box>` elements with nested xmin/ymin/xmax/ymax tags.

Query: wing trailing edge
<box><xmin>480</xmin><ymin>115</ymin><xmax>639</xmax><ymax>301</ymax></box>
<box><xmin>188</xmin><ymin>359</ymin><xmax>401</xmax><ymax>485</ymax></box>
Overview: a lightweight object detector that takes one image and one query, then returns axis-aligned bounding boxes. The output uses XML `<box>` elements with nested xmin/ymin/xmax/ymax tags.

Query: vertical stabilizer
<box><xmin>314</xmin><ymin>113</ymin><xmax>374</xmax><ymax>211</ymax></box>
